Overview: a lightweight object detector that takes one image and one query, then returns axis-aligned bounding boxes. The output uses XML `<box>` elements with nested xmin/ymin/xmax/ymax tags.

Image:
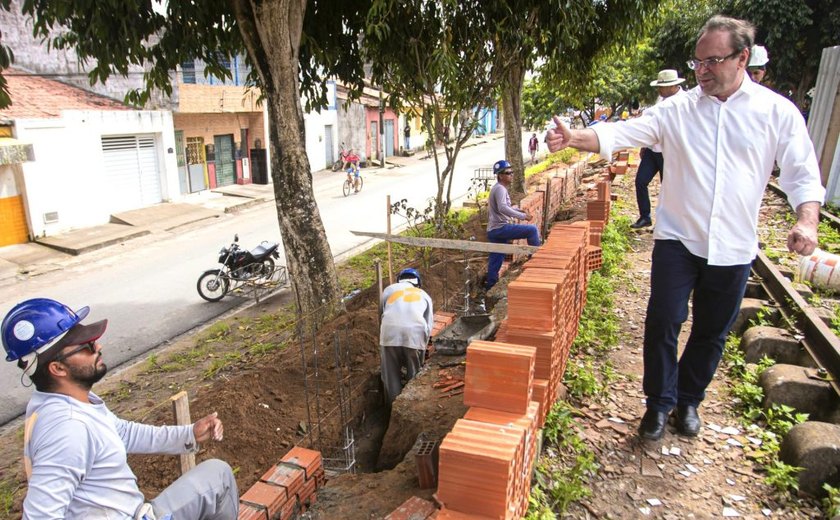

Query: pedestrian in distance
<box><xmin>484</xmin><ymin>159</ymin><xmax>541</xmax><ymax>290</ymax></box>
<box><xmin>747</xmin><ymin>44</ymin><xmax>769</xmax><ymax>84</ymax></box>
<box><xmin>630</xmin><ymin>69</ymin><xmax>688</xmax><ymax>230</ymax></box>
<box><xmin>380</xmin><ymin>268</ymin><xmax>434</xmax><ymax>403</ymax></box>
<box><xmin>1</xmin><ymin>298</ymin><xmax>239</xmax><ymax>519</ymax></box>
<box><xmin>528</xmin><ymin>133</ymin><xmax>539</xmax><ymax>164</ymax></box>
<box><xmin>546</xmin><ymin>15</ymin><xmax>824</xmax><ymax>442</ymax></box>
<box><xmin>404</xmin><ymin>123</ymin><xmax>411</xmax><ymax>151</ymax></box>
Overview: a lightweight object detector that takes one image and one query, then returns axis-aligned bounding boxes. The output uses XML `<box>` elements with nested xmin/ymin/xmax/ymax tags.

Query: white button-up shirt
<box><xmin>593</xmin><ymin>76</ymin><xmax>824</xmax><ymax>265</ymax></box>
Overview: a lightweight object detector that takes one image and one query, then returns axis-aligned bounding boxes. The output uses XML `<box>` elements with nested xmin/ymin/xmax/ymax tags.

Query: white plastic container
<box><xmin>798</xmin><ymin>248</ymin><xmax>840</xmax><ymax>291</ymax></box>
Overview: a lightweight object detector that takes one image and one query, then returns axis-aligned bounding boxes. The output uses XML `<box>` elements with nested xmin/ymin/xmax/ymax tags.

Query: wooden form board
<box><xmin>350</xmin><ymin>230</ymin><xmax>540</xmax><ymax>255</ymax></box>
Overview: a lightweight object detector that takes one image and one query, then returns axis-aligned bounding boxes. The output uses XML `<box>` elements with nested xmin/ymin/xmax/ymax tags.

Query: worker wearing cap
<box><xmin>2</xmin><ymin>298</ymin><xmax>238</xmax><ymax>519</ymax></box>
<box><xmin>631</xmin><ymin>69</ymin><xmax>688</xmax><ymax>229</ymax></box>
<box><xmin>380</xmin><ymin>269</ymin><xmax>434</xmax><ymax>403</ymax></box>
<box><xmin>485</xmin><ymin>159</ymin><xmax>541</xmax><ymax>290</ymax></box>
<box><xmin>747</xmin><ymin>45</ymin><xmax>769</xmax><ymax>84</ymax></box>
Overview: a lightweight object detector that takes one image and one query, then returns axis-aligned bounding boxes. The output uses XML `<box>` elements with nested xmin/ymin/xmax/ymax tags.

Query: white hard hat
<box><xmin>749</xmin><ymin>45</ymin><xmax>769</xmax><ymax>67</ymax></box>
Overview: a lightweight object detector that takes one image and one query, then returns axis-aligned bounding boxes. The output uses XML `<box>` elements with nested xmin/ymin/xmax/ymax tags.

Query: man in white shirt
<box><xmin>631</xmin><ymin>69</ymin><xmax>687</xmax><ymax>229</ymax></box>
<box><xmin>2</xmin><ymin>298</ymin><xmax>239</xmax><ymax>519</ymax></box>
<box><xmin>546</xmin><ymin>15</ymin><xmax>824</xmax><ymax>441</ymax></box>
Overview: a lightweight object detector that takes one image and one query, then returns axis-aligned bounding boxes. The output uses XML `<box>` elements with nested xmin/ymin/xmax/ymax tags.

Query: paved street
<box><xmin>0</xmin><ymin>136</ymin><xmax>533</xmax><ymax>425</ymax></box>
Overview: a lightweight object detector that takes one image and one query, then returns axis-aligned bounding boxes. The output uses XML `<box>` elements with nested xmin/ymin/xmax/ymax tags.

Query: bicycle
<box><xmin>342</xmin><ymin>167</ymin><xmax>363</xmax><ymax>196</ymax></box>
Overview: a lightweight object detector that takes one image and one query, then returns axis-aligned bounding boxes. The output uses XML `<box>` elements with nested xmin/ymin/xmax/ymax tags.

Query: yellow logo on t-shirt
<box><xmin>387</xmin><ymin>287</ymin><xmax>423</xmax><ymax>305</ymax></box>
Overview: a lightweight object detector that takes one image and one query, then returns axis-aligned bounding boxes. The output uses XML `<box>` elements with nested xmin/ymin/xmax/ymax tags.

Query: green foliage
<box><xmin>564</xmin><ymin>360</ymin><xmax>603</xmax><ymax>399</ymax></box>
<box><xmin>524</xmin><ymin>150</ymin><xmax>577</xmax><ymax>180</ymax></box>
<box><xmin>748</xmin><ymin>306</ymin><xmax>775</xmax><ymax>328</ymax></box>
<box><xmin>529</xmin><ymin>402</ymin><xmax>597</xmax><ymax>515</ymax></box>
<box><xmin>764</xmin><ymin>459</ymin><xmax>803</xmax><ymax>493</ymax></box>
<box><xmin>823</xmin><ymin>483</ymin><xmax>840</xmax><ymax>518</ymax></box>
<box><xmin>818</xmin><ymin>219</ymin><xmax>840</xmax><ymax>254</ymax></box>
<box><xmin>0</xmin><ymin>478</ymin><xmax>16</xmax><ymax>515</ymax></box>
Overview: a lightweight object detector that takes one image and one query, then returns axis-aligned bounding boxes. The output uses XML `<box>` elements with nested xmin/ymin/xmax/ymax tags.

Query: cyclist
<box><xmin>344</xmin><ymin>150</ymin><xmax>362</xmax><ymax>192</ymax></box>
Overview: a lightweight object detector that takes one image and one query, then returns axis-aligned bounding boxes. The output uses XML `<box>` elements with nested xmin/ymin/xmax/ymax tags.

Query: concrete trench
<box><xmin>737</xmin><ymin>286</ymin><xmax>840</xmax><ymax>496</ymax></box>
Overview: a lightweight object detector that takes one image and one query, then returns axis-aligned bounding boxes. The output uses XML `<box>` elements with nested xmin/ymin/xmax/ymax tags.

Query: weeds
<box><xmin>823</xmin><ymin>484</ymin><xmax>840</xmax><ymax>517</ymax></box>
<box><xmin>724</xmin><ymin>334</ymin><xmax>807</xmax><ymax>497</ymax></box>
<box><xmin>528</xmin><ymin>402</ymin><xmax>597</xmax><ymax>516</ymax></box>
<box><xmin>0</xmin><ymin>478</ymin><xmax>18</xmax><ymax>515</ymax></box>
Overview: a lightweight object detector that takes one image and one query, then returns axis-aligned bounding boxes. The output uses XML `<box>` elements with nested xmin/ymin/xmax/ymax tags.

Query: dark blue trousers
<box><xmin>485</xmin><ymin>224</ymin><xmax>541</xmax><ymax>289</ymax></box>
<box><xmin>643</xmin><ymin>240</ymin><xmax>751</xmax><ymax>412</ymax></box>
<box><xmin>635</xmin><ymin>148</ymin><xmax>664</xmax><ymax>220</ymax></box>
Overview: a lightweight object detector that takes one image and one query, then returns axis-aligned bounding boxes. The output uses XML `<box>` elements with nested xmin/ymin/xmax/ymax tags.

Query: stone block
<box><xmin>759</xmin><ymin>364</ymin><xmax>839</xmax><ymax>420</ymax></box>
<box><xmin>730</xmin><ymin>298</ymin><xmax>779</xmax><ymax>336</ymax></box>
<box><xmin>739</xmin><ymin>326</ymin><xmax>811</xmax><ymax>366</ymax></box>
<box><xmin>780</xmin><ymin>421</ymin><xmax>840</xmax><ymax>496</ymax></box>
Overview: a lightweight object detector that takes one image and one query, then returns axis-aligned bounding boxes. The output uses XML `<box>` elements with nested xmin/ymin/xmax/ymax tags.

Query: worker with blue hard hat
<box><xmin>2</xmin><ymin>298</ymin><xmax>239</xmax><ymax>519</ymax></box>
<box><xmin>484</xmin><ymin>159</ymin><xmax>541</xmax><ymax>290</ymax></box>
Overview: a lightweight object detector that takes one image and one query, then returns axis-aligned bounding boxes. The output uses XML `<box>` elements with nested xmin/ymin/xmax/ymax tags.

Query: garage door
<box><xmin>101</xmin><ymin>135</ymin><xmax>162</xmax><ymax>212</ymax></box>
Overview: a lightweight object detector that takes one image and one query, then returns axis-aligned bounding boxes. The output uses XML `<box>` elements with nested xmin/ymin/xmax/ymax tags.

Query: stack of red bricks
<box><xmin>238</xmin><ymin>447</ymin><xmax>324</xmax><ymax>520</ymax></box>
<box><xmin>586</xmin><ymin>181</ymin><xmax>611</xmax><ymax>224</ymax></box>
<box><xmin>436</xmin><ymin>340</ymin><xmax>540</xmax><ymax>519</ymax></box>
<box><xmin>610</xmin><ymin>150</ymin><xmax>630</xmax><ymax>175</ymax></box>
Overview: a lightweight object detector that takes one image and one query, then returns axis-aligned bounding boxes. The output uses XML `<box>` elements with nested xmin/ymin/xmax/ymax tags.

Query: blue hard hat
<box><xmin>493</xmin><ymin>160</ymin><xmax>512</xmax><ymax>175</ymax></box>
<box><xmin>2</xmin><ymin>298</ymin><xmax>89</xmax><ymax>362</ymax></box>
<box><xmin>397</xmin><ymin>268</ymin><xmax>422</xmax><ymax>288</ymax></box>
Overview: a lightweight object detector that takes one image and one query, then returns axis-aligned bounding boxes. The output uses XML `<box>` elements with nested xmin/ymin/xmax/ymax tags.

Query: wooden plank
<box><xmin>350</xmin><ymin>230</ymin><xmax>540</xmax><ymax>255</ymax></box>
<box><xmin>170</xmin><ymin>391</ymin><xmax>196</xmax><ymax>474</ymax></box>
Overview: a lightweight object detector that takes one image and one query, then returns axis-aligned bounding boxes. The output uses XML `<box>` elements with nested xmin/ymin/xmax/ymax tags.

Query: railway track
<box><xmin>741</xmin><ymin>185</ymin><xmax>840</xmax><ymax>497</ymax></box>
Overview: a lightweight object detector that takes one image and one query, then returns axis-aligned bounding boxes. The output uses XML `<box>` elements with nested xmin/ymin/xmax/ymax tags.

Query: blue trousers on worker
<box><xmin>485</xmin><ymin>224</ymin><xmax>541</xmax><ymax>289</ymax></box>
<box><xmin>635</xmin><ymin>148</ymin><xmax>664</xmax><ymax>220</ymax></box>
<box><xmin>643</xmin><ymin>240</ymin><xmax>751</xmax><ymax>412</ymax></box>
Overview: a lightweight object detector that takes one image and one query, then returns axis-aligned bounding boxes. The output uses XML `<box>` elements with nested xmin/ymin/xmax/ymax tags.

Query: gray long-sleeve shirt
<box><xmin>23</xmin><ymin>390</ymin><xmax>197</xmax><ymax>519</ymax></box>
<box><xmin>487</xmin><ymin>182</ymin><xmax>527</xmax><ymax>232</ymax></box>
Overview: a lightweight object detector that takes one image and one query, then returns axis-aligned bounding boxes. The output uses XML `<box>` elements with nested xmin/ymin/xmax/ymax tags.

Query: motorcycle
<box><xmin>331</xmin><ymin>143</ymin><xmax>360</xmax><ymax>172</ymax></box>
<box><xmin>196</xmin><ymin>234</ymin><xmax>287</xmax><ymax>302</ymax></box>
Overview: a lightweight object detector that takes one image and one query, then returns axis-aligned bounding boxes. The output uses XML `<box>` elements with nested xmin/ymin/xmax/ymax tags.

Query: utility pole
<box><xmin>379</xmin><ymin>88</ymin><xmax>386</xmax><ymax>168</ymax></box>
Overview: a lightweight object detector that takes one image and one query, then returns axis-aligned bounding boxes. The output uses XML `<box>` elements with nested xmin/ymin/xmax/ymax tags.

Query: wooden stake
<box><xmin>386</xmin><ymin>195</ymin><xmax>394</xmax><ymax>284</ymax></box>
<box><xmin>375</xmin><ymin>259</ymin><xmax>383</xmax><ymax>330</ymax></box>
<box><xmin>170</xmin><ymin>391</ymin><xmax>196</xmax><ymax>474</ymax></box>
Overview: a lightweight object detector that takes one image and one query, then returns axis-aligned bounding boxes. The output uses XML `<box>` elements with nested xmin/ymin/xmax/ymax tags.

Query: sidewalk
<box><xmin>0</xmin><ymin>183</ymin><xmax>275</xmax><ymax>284</ymax></box>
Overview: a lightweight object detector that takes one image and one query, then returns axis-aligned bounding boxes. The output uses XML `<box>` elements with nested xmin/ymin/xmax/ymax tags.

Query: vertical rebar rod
<box><xmin>310</xmin><ymin>318</ymin><xmax>324</xmax><ymax>453</ymax></box>
<box><xmin>297</xmin><ymin>315</ymin><xmax>314</xmax><ymax>448</ymax></box>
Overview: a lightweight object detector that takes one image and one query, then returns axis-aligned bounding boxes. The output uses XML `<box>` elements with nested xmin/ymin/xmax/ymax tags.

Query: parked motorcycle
<box><xmin>331</xmin><ymin>143</ymin><xmax>360</xmax><ymax>172</ymax></box>
<box><xmin>196</xmin><ymin>234</ymin><xmax>287</xmax><ymax>302</ymax></box>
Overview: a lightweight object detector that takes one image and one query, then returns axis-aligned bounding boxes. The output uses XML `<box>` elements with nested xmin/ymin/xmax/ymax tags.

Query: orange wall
<box><xmin>0</xmin><ymin>195</ymin><xmax>28</xmax><ymax>245</ymax></box>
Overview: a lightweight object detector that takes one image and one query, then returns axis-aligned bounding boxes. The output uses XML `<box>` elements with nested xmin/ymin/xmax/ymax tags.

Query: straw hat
<box><xmin>650</xmin><ymin>69</ymin><xmax>686</xmax><ymax>87</ymax></box>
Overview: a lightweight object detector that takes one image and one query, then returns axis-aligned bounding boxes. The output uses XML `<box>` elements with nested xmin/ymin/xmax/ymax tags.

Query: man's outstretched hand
<box><xmin>545</xmin><ymin>115</ymin><xmax>573</xmax><ymax>153</ymax></box>
<box><xmin>194</xmin><ymin>412</ymin><xmax>224</xmax><ymax>443</ymax></box>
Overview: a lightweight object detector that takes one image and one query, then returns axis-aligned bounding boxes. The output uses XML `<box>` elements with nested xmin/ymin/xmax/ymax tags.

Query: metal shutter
<box><xmin>101</xmin><ymin>135</ymin><xmax>162</xmax><ymax>212</ymax></box>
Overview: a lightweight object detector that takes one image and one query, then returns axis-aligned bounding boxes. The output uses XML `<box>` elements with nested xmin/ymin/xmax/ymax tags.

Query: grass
<box><xmin>524</xmin><ymin>149</ymin><xmax>578</xmax><ymax>180</ymax></box>
<box><xmin>527</xmin><ymin>402</ymin><xmax>597</xmax><ymax>517</ymax></box>
<box><xmin>0</xmin><ymin>479</ymin><xmax>18</xmax><ymax>515</ymax></box>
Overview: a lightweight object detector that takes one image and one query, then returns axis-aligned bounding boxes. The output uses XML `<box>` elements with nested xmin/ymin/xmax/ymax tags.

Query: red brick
<box><xmin>240</xmin><ymin>482</ymin><xmax>286</xmax><ymax>518</ymax></box>
<box><xmin>281</xmin><ymin>446</ymin><xmax>322</xmax><ymax>479</ymax></box>
<box><xmin>260</xmin><ymin>463</ymin><xmax>304</xmax><ymax>499</ymax></box>
<box><xmin>385</xmin><ymin>496</ymin><xmax>437</xmax><ymax>520</ymax></box>
<box><xmin>237</xmin><ymin>502</ymin><xmax>268</xmax><ymax>520</ymax></box>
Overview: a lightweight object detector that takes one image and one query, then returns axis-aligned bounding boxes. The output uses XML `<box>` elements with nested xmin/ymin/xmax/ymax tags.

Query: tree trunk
<box><xmin>502</xmin><ymin>61</ymin><xmax>527</xmax><ymax>195</ymax></box>
<box><xmin>230</xmin><ymin>0</ymin><xmax>340</xmax><ymax>318</ymax></box>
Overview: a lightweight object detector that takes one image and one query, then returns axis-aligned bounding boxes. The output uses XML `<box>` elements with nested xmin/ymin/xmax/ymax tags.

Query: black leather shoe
<box><xmin>674</xmin><ymin>405</ymin><xmax>701</xmax><ymax>436</ymax></box>
<box><xmin>630</xmin><ymin>217</ymin><xmax>652</xmax><ymax>229</ymax></box>
<box><xmin>638</xmin><ymin>409</ymin><xmax>668</xmax><ymax>441</ymax></box>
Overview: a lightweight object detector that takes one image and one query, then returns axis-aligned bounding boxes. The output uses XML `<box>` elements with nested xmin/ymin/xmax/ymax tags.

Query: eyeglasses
<box><xmin>749</xmin><ymin>66</ymin><xmax>766</xmax><ymax>72</ymax></box>
<box><xmin>54</xmin><ymin>342</ymin><xmax>97</xmax><ymax>363</ymax></box>
<box><xmin>686</xmin><ymin>49</ymin><xmax>742</xmax><ymax>71</ymax></box>
<box><xmin>500</xmin><ymin>170</ymin><xmax>513</xmax><ymax>175</ymax></box>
